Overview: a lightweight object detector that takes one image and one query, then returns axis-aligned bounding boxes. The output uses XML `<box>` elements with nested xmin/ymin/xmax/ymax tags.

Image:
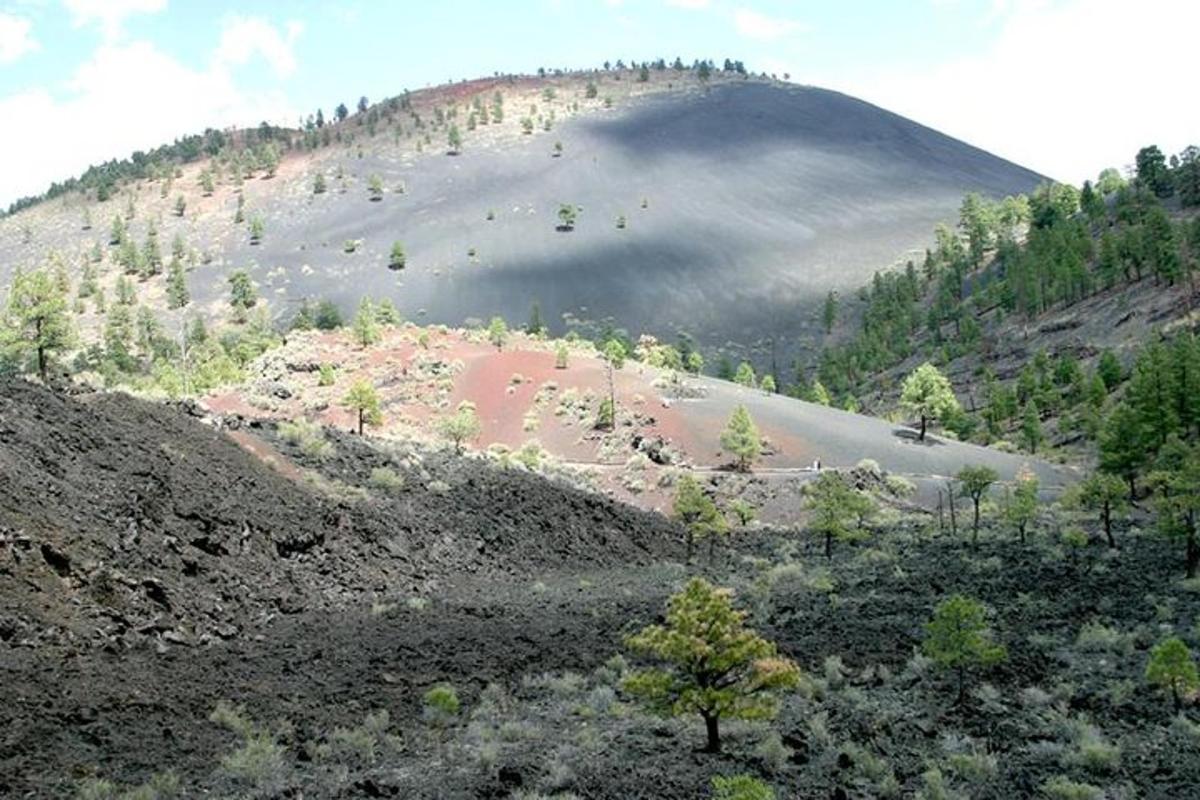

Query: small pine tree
<box><xmin>923</xmin><ymin>594</ymin><xmax>1007</xmax><ymax>704</ymax></box>
<box><xmin>249</xmin><ymin>216</ymin><xmax>264</xmax><ymax>244</ymax></box>
<box><xmin>447</xmin><ymin>124</ymin><xmax>462</xmax><ymax>154</ymax></box>
<box><xmin>1005</xmin><ymin>468</ymin><xmax>1040</xmax><ymax>544</ymax></box>
<box><xmin>554</xmin><ymin>342</ymin><xmax>569</xmax><ymax>369</ymax></box>
<box><xmin>368</xmin><ymin>174</ymin><xmax>383</xmax><ymax>201</ymax></box>
<box><xmin>727</xmin><ymin>498</ymin><xmax>757</xmax><ymax>527</ymax></box>
<box><xmin>487</xmin><ymin>316</ymin><xmax>508</xmax><ymax>350</ymax></box>
<box><xmin>388</xmin><ymin>241</ymin><xmax>406</xmax><ymax>270</ymax></box>
<box><xmin>673</xmin><ymin>474</ymin><xmax>727</xmax><ymax>564</ymax></box>
<box><xmin>556</xmin><ymin>203</ymin><xmax>577</xmax><ymax>230</ymax></box>
<box><xmin>1146</xmin><ymin>636</ymin><xmax>1199</xmax><ymax>711</ymax></box>
<box><xmin>733</xmin><ymin>361</ymin><xmax>756</xmax><ymax>387</ymax></box>
<box><xmin>822</xmin><ymin>291</ymin><xmax>837</xmax><ymax>333</ymax></box>
<box><xmin>341</xmin><ymin>379</ymin><xmax>382</xmax><ymax>435</ymax></box>
<box><xmin>375</xmin><ymin>298</ymin><xmax>402</xmax><ymax>326</ymax></box>
<box><xmin>227</xmin><ymin>270</ymin><xmax>258</xmax><ymax>323</ymax></box>
<box><xmin>166</xmin><ymin>258</ymin><xmax>190</xmax><ymax>309</ymax></box>
<box><xmin>624</xmin><ymin>578</ymin><xmax>800</xmax><ymax>753</ymax></box>
<box><xmin>1021</xmin><ymin>402</ymin><xmax>1043</xmax><ymax>453</ymax></box>
<box><xmin>956</xmin><ymin>465</ymin><xmax>998</xmax><ymax>548</ymax></box>
<box><xmin>438</xmin><ymin>401</ymin><xmax>481</xmax><ymax>454</ymax></box>
<box><xmin>1076</xmin><ymin>472</ymin><xmax>1129</xmax><ymax>548</ymax></box>
<box><xmin>313</xmin><ymin>173</ymin><xmax>327</xmax><ymax>195</ymax></box>
<box><xmin>804</xmin><ymin>471</ymin><xmax>874</xmax><ymax>558</ymax></box>
<box><xmin>174</xmin><ymin>195</ymin><xmax>186</xmax><ymax>217</ymax></box>
<box><xmin>901</xmin><ymin>362</ymin><xmax>960</xmax><ymax>441</ymax></box>
<box><xmin>351</xmin><ymin>298</ymin><xmax>381</xmax><ymax>347</ymax></box>
<box><xmin>719</xmin><ymin>405</ymin><xmax>760</xmax><ymax>472</ymax></box>
<box><xmin>0</xmin><ymin>268</ymin><xmax>75</xmax><ymax>382</ymax></box>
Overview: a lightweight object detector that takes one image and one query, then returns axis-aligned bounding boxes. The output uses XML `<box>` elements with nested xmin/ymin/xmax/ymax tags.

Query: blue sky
<box><xmin>0</xmin><ymin>0</ymin><xmax>1196</xmax><ymax>207</ymax></box>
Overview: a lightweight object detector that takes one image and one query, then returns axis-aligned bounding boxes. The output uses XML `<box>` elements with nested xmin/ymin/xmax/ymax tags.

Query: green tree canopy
<box><xmin>1004</xmin><ymin>468</ymin><xmax>1040</xmax><ymax>544</ymax></box>
<box><xmin>351</xmin><ymin>297</ymin><xmax>381</xmax><ymax>348</ymax></box>
<box><xmin>1075</xmin><ymin>472</ymin><xmax>1129</xmax><ymax>548</ymax></box>
<box><xmin>673</xmin><ymin>474</ymin><xmax>727</xmax><ymax>564</ymax></box>
<box><xmin>227</xmin><ymin>270</ymin><xmax>258</xmax><ymax>323</ymax></box>
<box><xmin>901</xmin><ymin>362</ymin><xmax>961</xmax><ymax>441</ymax></box>
<box><xmin>1</xmin><ymin>268</ymin><xmax>75</xmax><ymax>382</ymax></box>
<box><xmin>487</xmin><ymin>316</ymin><xmax>508</xmax><ymax>350</ymax></box>
<box><xmin>1145</xmin><ymin>636</ymin><xmax>1199</xmax><ymax>711</ymax></box>
<box><xmin>341</xmin><ymin>379</ymin><xmax>382</xmax><ymax>435</ymax></box>
<box><xmin>437</xmin><ymin>401</ymin><xmax>481</xmax><ymax>454</ymax></box>
<box><xmin>923</xmin><ymin>594</ymin><xmax>1007</xmax><ymax>704</ymax></box>
<box><xmin>720</xmin><ymin>405</ymin><xmax>761</xmax><ymax>472</ymax></box>
<box><xmin>956</xmin><ymin>465</ymin><xmax>998</xmax><ymax>548</ymax></box>
<box><xmin>624</xmin><ymin>577</ymin><xmax>802</xmax><ymax>753</ymax></box>
<box><xmin>803</xmin><ymin>471</ymin><xmax>875</xmax><ymax>559</ymax></box>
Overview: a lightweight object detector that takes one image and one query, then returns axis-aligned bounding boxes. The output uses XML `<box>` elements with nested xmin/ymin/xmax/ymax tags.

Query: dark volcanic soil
<box><xmin>2</xmin><ymin>379</ymin><xmax>1199</xmax><ymax>799</ymax></box>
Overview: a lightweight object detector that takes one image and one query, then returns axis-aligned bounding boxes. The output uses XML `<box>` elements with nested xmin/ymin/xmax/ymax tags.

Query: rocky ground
<box><xmin>2</xmin><ymin>378</ymin><xmax>1198</xmax><ymax>798</ymax></box>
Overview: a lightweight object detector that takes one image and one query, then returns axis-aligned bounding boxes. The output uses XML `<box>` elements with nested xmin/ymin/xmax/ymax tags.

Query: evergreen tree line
<box><xmin>806</xmin><ymin>142</ymin><xmax>1198</xmax><ymax>411</ymax></box>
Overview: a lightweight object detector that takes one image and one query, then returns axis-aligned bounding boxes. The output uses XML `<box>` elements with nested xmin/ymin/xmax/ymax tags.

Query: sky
<box><xmin>0</xmin><ymin>0</ymin><xmax>1196</xmax><ymax>208</ymax></box>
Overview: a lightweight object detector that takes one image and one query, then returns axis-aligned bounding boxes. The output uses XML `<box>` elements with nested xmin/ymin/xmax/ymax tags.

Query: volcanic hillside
<box><xmin>0</xmin><ymin>71</ymin><xmax>1044</xmax><ymax>361</ymax></box>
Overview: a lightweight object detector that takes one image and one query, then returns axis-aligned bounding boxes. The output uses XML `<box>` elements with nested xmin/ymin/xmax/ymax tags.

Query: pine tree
<box><xmin>923</xmin><ymin>595</ymin><xmax>1007</xmax><ymax>704</ymax></box>
<box><xmin>1076</xmin><ymin>472</ymin><xmax>1129</xmax><ymax>548</ymax></box>
<box><xmin>341</xmin><ymin>379</ymin><xmax>382</xmax><ymax>435</ymax></box>
<box><xmin>388</xmin><ymin>241</ymin><xmax>406</xmax><ymax>270</ymax></box>
<box><xmin>733</xmin><ymin>361</ymin><xmax>756</xmax><ymax>387</ymax></box>
<box><xmin>599</xmin><ymin>339</ymin><xmax>626</xmax><ymax>430</ymax></box>
<box><xmin>822</xmin><ymin>290</ymin><xmax>837</xmax><ymax>333</ymax></box>
<box><xmin>1005</xmin><ymin>468</ymin><xmax>1040</xmax><ymax>544</ymax></box>
<box><xmin>1148</xmin><ymin>437</ymin><xmax>1200</xmax><ymax>578</ymax></box>
<box><xmin>487</xmin><ymin>316</ymin><xmax>508</xmax><ymax>350</ymax></box>
<box><xmin>1021</xmin><ymin>401</ymin><xmax>1043</xmax><ymax>453</ymax></box>
<box><xmin>1</xmin><ymin>268</ymin><xmax>75</xmax><ymax>382</ymax></box>
<box><xmin>901</xmin><ymin>362</ymin><xmax>961</xmax><ymax>441</ymax></box>
<box><xmin>437</xmin><ymin>401</ymin><xmax>481</xmax><ymax>454</ymax></box>
<box><xmin>227</xmin><ymin>270</ymin><xmax>258</xmax><ymax>323</ymax></box>
<box><xmin>351</xmin><ymin>297</ymin><xmax>380</xmax><ymax>347</ymax></box>
<box><xmin>720</xmin><ymin>405</ymin><xmax>760</xmax><ymax>472</ymax></box>
<box><xmin>166</xmin><ymin>258</ymin><xmax>190</xmax><ymax>309</ymax></box>
<box><xmin>803</xmin><ymin>471</ymin><xmax>874</xmax><ymax>558</ymax></box>
<box><xmin>956</xmin><ymin>465</ymin><xmax>998</xmax><ymax>548</ymax></box>
<box><xmin>1146</xmin><ymin>637</ymin><xmax>1199</xmax><ymax>711</ymax></box>
<box><xmin>526</xmin><ymin>301</ymin><xmax>544</xmax><ymax>336</ymax></box>
<box><xmin>1100</xmin><ymin>401</ymin><xmax>1145</xmax><ymax>499</ymax></box>
<box><xmin>624</xmin><ymin>578</ymin><xmax>801</xmax><ymax>753</ymax></box>
<box><xmin>375</xmin><ymin>298</ymin><xmax>402</xmax><ymax>326</ymax></box>
<box><xmin>1127</xmin><ymin>342</ymin><xmax>1180</xmax><ymax>449</ymax></box>
<box><xmin>672</xmin><ymin>475</ymin><xmax>727</xmax><ymax>564</ymax></box>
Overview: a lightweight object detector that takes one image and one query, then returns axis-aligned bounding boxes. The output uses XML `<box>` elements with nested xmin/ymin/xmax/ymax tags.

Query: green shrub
<box><xmin>1041</xmin><ymin>776</ymin><xmax>1103</xmax><ymax>800</ymax></box>
<box><xmin>369</xmin><ymin>467</ymin><xmax>404</xmax><ymax>492</ymax></box>
<box><xmin>711</xmin><ymin>774</ymin><xmax>775</xmax><ymax>800</ymax></box>
<box><xmin>423</xmin><ymin>684</ymin><xmax>460</xmax><ymax>725</ymax></box>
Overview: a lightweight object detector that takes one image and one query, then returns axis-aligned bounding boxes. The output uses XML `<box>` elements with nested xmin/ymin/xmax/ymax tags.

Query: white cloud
<box><xmin>0</xmin><ymin>19</ymin><xmax>302</xmax><ymax>206</ymax></box>
<box><xmin>666</xmin><ymin>0</ymin><xmax>710</xmax><ymax>9</ymax></box>
<box><xmin>213</xmin><ymin>16</ymin><xmax>303</xmax><ymax>79</ymax></box>
<box><xmin>806</xmin><ymin>0</ymin><xmax>1200</xmax><ymax>183</ymax></box>
<box><xmin>63</xmin><ymin>0</ymin><xmax>167</xmax><ymax>40</ymax></box>
<box><xmin>0</xmin><ymin>13</ymin><xmax>38</xmax><ymax>62</ymax></box>
<box><xmin>734</xmin><ymin>8</ymin><xmax>806</xmax><ymax>41</ymax></box>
